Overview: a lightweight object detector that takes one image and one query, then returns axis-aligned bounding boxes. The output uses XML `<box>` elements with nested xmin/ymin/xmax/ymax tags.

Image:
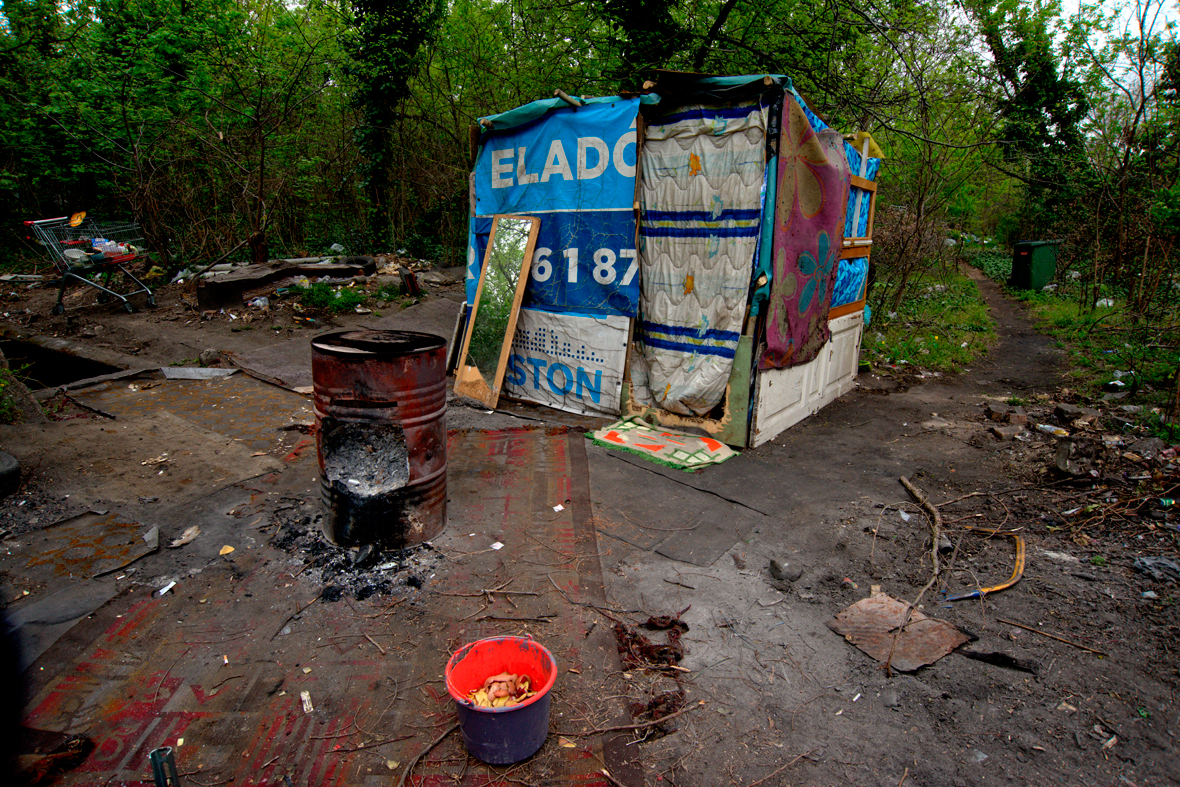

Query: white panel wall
<box><xmin>750</xmin><ymin>310</ymin><xmax>864</xmax><ymax>446</ymax></box>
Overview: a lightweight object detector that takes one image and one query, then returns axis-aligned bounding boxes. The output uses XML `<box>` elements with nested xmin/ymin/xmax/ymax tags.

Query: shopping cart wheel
<box><xmin>147</xmin><ymin>295</ymin><xmax>156</xmax><ymax>308</ymax></box>
<box><xmin>123</xmin><ymin>302</ymin><xmax>135</xmax><ymax>313</ymax></box>
<box><xmin>51</xmin><ymin>303</ymin><xmax>64</xmax><ymax>316</ymax></box>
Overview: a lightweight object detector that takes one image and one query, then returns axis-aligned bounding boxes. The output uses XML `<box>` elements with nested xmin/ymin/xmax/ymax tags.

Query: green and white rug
<box><xmin>589</xmin><ymin>416</ymin><xmax>738</xmax><ymax>471</ymax></box>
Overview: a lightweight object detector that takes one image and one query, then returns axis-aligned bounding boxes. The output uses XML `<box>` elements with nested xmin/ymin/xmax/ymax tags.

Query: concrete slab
<box><xmin>588</xmin><ymin>447</ymin><xmax>765</xmax><ymax>567</ymax></box>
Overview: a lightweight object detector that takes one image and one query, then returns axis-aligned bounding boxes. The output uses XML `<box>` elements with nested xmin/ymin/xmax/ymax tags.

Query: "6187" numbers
<box><xmin>531</xmin><ymin>247</ymin><xmax>638</xmax><ymax>286</ymax></box>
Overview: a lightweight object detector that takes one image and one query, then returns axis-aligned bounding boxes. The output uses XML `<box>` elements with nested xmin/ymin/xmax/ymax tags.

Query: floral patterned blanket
<box><xmin>759</xmin><ymin>94</ymin><xmax>851</xmax><ymax>369</ymax></box>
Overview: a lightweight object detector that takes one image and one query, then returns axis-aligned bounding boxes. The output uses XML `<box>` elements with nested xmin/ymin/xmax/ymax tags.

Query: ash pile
<box><xmin>268</xmin><ymin>501</ymin><xmax>442</xmax><ymax>602</ymax></box>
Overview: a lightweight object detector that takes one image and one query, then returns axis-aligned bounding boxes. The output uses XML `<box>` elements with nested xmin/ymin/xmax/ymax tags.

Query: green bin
<box><xmin>1009</xmin><ymin>241</ymin><xmax>1059</xmax><ymax>290</ymax></box>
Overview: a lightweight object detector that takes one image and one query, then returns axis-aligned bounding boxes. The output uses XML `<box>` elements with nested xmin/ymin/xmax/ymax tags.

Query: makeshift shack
<box><xmin>460</xmin><ymin>73</ymin><xmax>881</xmax><ymax>447</ymax></box>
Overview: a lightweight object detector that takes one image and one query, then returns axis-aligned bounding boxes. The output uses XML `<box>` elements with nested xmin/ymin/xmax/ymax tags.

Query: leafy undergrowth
<box><xmin>963</xmin><ymin>247</ymin><xmax>1011</xmax><ymax>282</ymax></box>
<box><xmin>863</xmin><ymin>267</ymin><xmax>996</xmax><ymax>373</ymax></box>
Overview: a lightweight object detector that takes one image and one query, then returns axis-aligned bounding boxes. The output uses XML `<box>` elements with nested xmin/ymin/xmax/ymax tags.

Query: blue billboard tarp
<box><xmin>469</xmin><ymin>99</ymin><xmax>641</xmax><ymax>317</ymax></box>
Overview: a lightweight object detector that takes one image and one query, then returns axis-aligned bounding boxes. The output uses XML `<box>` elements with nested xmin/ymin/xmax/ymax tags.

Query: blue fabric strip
<box><xmin>644</xmin><ymin>208</ymin><xmax>762</xmax><ymax>222</ymax></box>
<box><xmin>654</xmin><ymin>105</ymin><xmax>764</xmax><ymax>125</ymax></box>
<box><xmin>640</xmin><ymin>224</ymin><xmax>761</xmax><ymax>238</ymax></box>
<box><xmin>643</xmin><ymin>336</ymin><xmax>738</xmax><ymax>360</ymax></box>
<box><xmin>643</xmin><ymin>321</ymin><xmax>742</xmax><ymax>342</ymax></box>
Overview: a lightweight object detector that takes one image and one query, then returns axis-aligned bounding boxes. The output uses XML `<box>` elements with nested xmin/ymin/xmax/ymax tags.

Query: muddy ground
<box><xmin>0</xmin><ymin>262</ymin><xmax>1177</xmax><ymax>787</ymax></box>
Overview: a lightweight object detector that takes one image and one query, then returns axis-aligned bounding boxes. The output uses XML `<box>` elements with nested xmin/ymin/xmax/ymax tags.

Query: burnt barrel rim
<box><xmin>311</xmin><ymin>329</ymin><xmax>446</xmax><ymax>358</ymax></box>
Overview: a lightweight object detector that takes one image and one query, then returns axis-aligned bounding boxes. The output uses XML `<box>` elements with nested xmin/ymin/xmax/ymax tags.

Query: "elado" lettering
<box><xmin>491</xmin><ymin>133</ymin><xmax>636</xmax><ymax>188</ymax></box>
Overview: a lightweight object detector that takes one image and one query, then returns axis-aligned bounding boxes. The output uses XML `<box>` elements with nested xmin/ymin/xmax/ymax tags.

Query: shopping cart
<box><xmin>23</xmin><ymin>214</ymin><xmax>155</xmax><ymax>314</ymax></box>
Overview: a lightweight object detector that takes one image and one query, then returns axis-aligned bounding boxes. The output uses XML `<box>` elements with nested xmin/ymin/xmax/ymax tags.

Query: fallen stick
<box><xmin>600</xmin><ymin>768</ymin><xmax>628</xmax><ymax>787</ymax></box>
<box><xmin>996</xmin><ymin>617</ymin><xmax>1109</xmax><ymax>657</ymax></box>
<box><xmin>884</xmin><ymin>477</ymin><xmax>944</xmax><ymax>675</ymax></box>
<box><xmin>396</xmin><ymin>723</ymin><xmax>459</xmax><ymax>787</ymax></box>
<box><xmin>558</xmin><ymin>700</ymin><xmax>703</xmax><ymax>736</ymax></box>
<box><xmin>747</xmin><ymin>748</ymin><xmax>816</xmax><ymax>787</ymax></box>
<box><xmin>900</xmin><ymin>475</ymin><xmax>942</xmax><ymax>578</ymax></box>
<box><xmin>364</xmin><ymin>633</ymin><xmax>386</xmax><ymax>654</ymax></box>
<box><xmin>271</xmin><ymin>597</ymin><xmax>317</xmax><ymax>641</ymax></box>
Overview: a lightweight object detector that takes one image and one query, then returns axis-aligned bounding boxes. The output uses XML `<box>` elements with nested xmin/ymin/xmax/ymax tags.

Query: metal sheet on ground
<box><xmin>68</xmin><ymin>374</ymin><xmax>313</xmax><ymax>456</ymax></box>
<box><xmin>827</xmin><ymin>592</ymin><xmax>970</xmax><ymax>672</ymax></box>
<box><xmin>1</xmin><ymin>411</ymin><xmax>284</xmax><ymax>506</ymax></box>
<box><xmin>19</xmin><ymin>427</ymin><xmax>633</xmax><ymax>786</ymax></box>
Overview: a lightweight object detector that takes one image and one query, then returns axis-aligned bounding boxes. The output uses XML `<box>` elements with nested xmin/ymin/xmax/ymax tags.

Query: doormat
<box><xmin>589</xmin><ymin>416</ymin><xmax>738</xmax><ymax>471</ymax></box>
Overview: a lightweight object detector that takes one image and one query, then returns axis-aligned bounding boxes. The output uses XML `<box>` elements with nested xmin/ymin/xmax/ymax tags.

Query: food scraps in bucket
<box><xmin>466</xmin><ymin>671</ymin><xmax>536</xmax><ymax>708</ymax></box>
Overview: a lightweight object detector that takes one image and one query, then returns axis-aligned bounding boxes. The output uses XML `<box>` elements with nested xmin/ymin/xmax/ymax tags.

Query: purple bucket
<box><xmin>444</xmin><ymin>636</ymin><xmax>557</xmax><ymax>765</ymax></box>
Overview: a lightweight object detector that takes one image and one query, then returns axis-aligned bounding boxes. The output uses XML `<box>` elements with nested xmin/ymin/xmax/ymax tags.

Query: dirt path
<box><xmin>589</xmin><ymin>272</ymin><xmax>1177</xmax><ymax>787</ymax></box>
<box><xmin>0</xmin><ymin>269</ymin><xmax>1176</xmax><ymax>787</ymax></box>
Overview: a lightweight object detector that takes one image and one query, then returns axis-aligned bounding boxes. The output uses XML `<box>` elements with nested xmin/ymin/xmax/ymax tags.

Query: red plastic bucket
<box><xmin>444</xmin><ymin>636</ymin><xmax>557</xmax><ymax>765</ymax></box>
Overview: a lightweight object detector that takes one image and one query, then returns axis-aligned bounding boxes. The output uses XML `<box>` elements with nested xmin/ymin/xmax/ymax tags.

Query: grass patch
<box><xmin>864</xmin><ymin>268</ymin><xmax>996</xmax><ymax>373</ymax></box>
<box><xmin>290</xmin><ymin>282</ymin><xmax>367</xmax><ymax>314</ymax></box>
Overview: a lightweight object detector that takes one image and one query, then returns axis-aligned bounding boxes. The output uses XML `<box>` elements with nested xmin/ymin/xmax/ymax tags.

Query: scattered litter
<box><xmin>300</xmin><ymin>690</ymin><xmax>314</xmax><ymax>713</ymax></box>
<box><xmin>899</xmin><ymin>510</ymin><xmax>911</xmax><ymax>522</ymax></box>
<box><xmin>223</xmin><ymin>655</ymin><xmax>229</xmax><ymax>665</ymax></box>
<box><xmin>158</xmin><ymin>581</ymin><xmax>177</xmax><ymax>596</ymax></box>
<box><xmin>384</xmin><ymin>759</ymin><xmax>399</xmax><ymax>770</ymax></box>
<box><xmin>1133</xmin><ymin>556</ymin><xmax>1180</xmax><ymax>583</ymax></box>
<box><xmin>1143</xmin><ymin>591</ymin><xmax>1159</xmax><ymax>599</ymax></box>
<box><xmin>852</xmin><ymin>693</ymin><xmax>862</xmax><ymax>702</ymax></box>
<box><xmin>302</xmin><ymin>667</ymin><xmax>312</xmax><ymax>674</ymax></box>
<box><xmin>219</xmin><ymin>545</ymin><xmax>235</xmax><ymax>556</ymax></box>
<box><xmin>491</xmin><ymin>542</ymin><xmax>504</xmax><ymax>550</ymax></box>
<box><xmin>1037</xmin><ymin>424</ymin><xmax>1069</xmax><ymax>436</ymax></box>
<box><xmin>1040</xmin><ymin>550</ymin><xmax>1080</xmax><ymax>564</ymax></box>
<box><xmin>826</xmin><ymin>592</ymin><xmax>969</xmax><ymax>672</ymax></box>
<box><xmin>553</xmin><ymin>503</ymin><xmax>564</xmax><ymax>512</ymax></box>
<box><xmin>168</xmin><ymin>526</ymin><xmax>201</xmax><ymax>549</ymax></box>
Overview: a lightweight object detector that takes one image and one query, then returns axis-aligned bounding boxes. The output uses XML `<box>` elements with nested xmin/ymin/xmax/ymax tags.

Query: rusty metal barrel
<box><xmin>311</xmin><ymin>330</ymin><xmax>447</xmax><ymax>549</ymax></box>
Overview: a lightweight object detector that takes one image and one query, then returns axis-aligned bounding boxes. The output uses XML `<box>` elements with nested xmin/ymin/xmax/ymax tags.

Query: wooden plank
<box><xmin>828</xmin><ymin>299</ymin><xmax>865</xmax><ymax>320</ymax></box>
<box><xmin>850</xmin><ymin>175</ymin><xmax>877</xmax><ymax>191</ymax></box>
